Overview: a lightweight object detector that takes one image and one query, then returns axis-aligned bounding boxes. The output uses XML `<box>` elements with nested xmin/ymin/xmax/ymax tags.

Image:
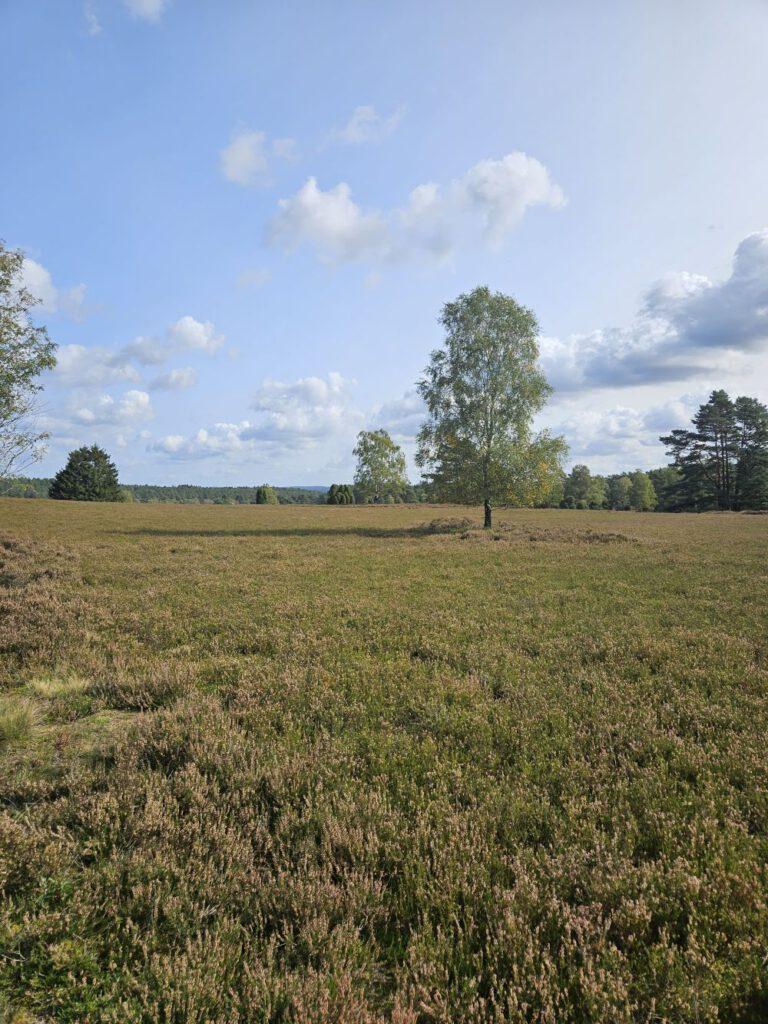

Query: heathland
<box><xmin>0</xmin><ymin>499</ymin><xmax>766</xmax><ymax>1023</ymax></box>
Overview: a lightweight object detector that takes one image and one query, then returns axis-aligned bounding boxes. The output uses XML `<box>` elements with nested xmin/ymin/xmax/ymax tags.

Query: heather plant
<box><xmin>0</xmin><ymin>499</ymin><xmax>766</xmax><ymax>1022</ymax></box>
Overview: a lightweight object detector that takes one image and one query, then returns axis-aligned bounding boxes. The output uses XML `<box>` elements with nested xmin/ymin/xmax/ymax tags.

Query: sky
<box><xmin>3</xmin><ymin>0</ymin><xmax>768</xmax><ymax>485</ymax></box>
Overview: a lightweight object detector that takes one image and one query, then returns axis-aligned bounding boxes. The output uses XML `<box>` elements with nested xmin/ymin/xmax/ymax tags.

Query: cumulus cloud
<box><xmin>331</xmin><ymin>105</ymin><xmax>404</xmax><ymax>145</ymax></box>
<box><xmin>123</xmin><ymin>0</ymin><xmax>171</xmax><ymax>23</ymax></box>
<box><xmin>52</xmin><ymin>317</ymin><xmax>223</xmax><ymax>392</ymax></box>
<box><xmin>166</xmin><ymin>315</ymin><xmax>224</xmax><ymax>354</ymax></box>
<box><xmin>152</xmin><ymin>372</ymin><xmax>363</xmax><ymax>460</ymax></box>
<box><xmin>269</xmin><ymin>178</ymin><xmax>390</xmax><ymax>264</ymax></box>
<box><xmin>20</xmin><ymin>258</ymin><xmax>88</xmax><ymax>321</ymax></box>
<box><xmin>372</xmin><ymin>389</ymin><xmax>426</xmax><ymax>441</ymax></box>
<box><xmin>247</xmin><ymin>372</ymin><xmax>362</xmax><ymax>442</ymax></box>
<box><xmin>149</xmin><ymin>366</ymin><xmax>197</xmax><ymax>391</ymax></box>
<box><xmin>54</xmin><ymin>345</ymin><xmax>141</xmax><ymax>387</ymax></box>
<box><xmin>544</xmin><ymin>394</ymin><xmax>703</xmax><ymax>472</ymax></box>
<box><xmin>220</xmin><ymin>129</ymin><xmax>298</xmax><ymax>186</ymax></box>
<box><xmin>268</xmin><ymin>152</ymin><xmax>565</xmax><ymax>265</ymax></box>
<box><xmin>539</xmin><ymin>231</ymin><xmax>768</xmax><ymax>392</ymax></box>
<box><xmin>74</xmin><ymin>390</ymin><xmax>153</xmax><ymax>426</ymax></box>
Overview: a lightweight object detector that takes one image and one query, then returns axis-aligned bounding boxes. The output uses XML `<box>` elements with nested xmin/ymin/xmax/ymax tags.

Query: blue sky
<box><xmin>4</xmin><ymin>0</ymin><xmax>768</xmax><ymax>484</ymax></box>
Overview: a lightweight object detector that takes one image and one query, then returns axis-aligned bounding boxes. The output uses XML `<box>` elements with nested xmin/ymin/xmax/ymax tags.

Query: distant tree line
<box><xmin>3</xmin><ymin>246</ymin><xmax>767</xmax><ymax>517</ymax></box>
<box><xmin>2</xmin><ymin>473</ymin><xmax>328</xmax><ymax>505</ymax></box>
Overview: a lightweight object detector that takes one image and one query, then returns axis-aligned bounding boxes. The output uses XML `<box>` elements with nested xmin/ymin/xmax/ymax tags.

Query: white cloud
<box><xmin>20</xmin><ymin>258</ymin><xmax>88</xmax><ymax>321</ymax></box>
<box><xmin>543</xmin><ymin>394</ymin><xmax>705</xmax><ymax>473</ymax></box>
<box><xmin>151</xmin><ymin>372</ymin><xmax>364</xmax><ymax>460</ymax></box>
<box><xmin>74</xmin><ymin>390</ymin><xmax>153</xmax><ymax>426</ymax></box>
<box><xmin>119</xmin><ymin>335</ymin><xmax>168</xmax><ymax>366</ymax></box>
<box><xmin>220</xmin><ymin>130</ymin><xmax>269</xmax><ymax>186</ymax></box>
<box><xmin>54</xmin><ymin>345</ymin><xmax>141</xmax><ymax>387</ymax></box>
<box><xmin>459</xmin><ymin>153</ymin><xmax>566</xmax><ymax>244</ymax></box>
<box><xmin>332</xmin><ymin>105</ymin><xmax>404</xmax><ymax>145</ymax></box>
<box><xmin>52</xmin><ymin>316</ymin><xmax>223</xmax><ymax>392</ymax></box>
<box><xmin>166</xmin><ymin>315</ymin><xmax>224</xmax><ymax>354</ymax></box>
<box><xmin>268</xmin><ymin>152</ymin><xmax>565</xmax><ymax>266</ymax></box>
<box><xmin>372</xmin><ymin>389</ymin><xmax>426</xmax><ymax>441</ymax></box>
<box><xmin>149</xmin><ymin>366</ymin><xmax>197</xmax><ymax>391</ymax></box>
<box><xmin>248</xmin><ymin>371</ymin><xmax>362</xmax><ymax>442</ymax></box>
<box><xmin>123</xmin><ymin>0</ymin><xmax>171</xmax><ymax>23</ymax></box>
<box><xmin>269</xmin><ymin>178</ymin><xmax>390</xmax><ymax>264</ymax></box>
<box><xmin>539</xmin><ymin>230</ymin><xmax>768</xmax><ymax>392</ymax></box>
<box><xmin>220</xmin><ymin>129</ymin><xmax>298</xmax><ymax>186</ymax></box>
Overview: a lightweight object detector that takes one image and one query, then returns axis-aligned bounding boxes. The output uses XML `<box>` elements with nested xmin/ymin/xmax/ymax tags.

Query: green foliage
<box><xmin>563</xmin><ymin>465</ymin><xmax>607</xmax><ymax>509</ymax></box>
<box><xmin>661</xmin><ymin>389</ymin><xmax>768</xmax><ymax>511</ymax></box>
<box><xmin>254</xmin><ymin>484</ymin><xmax>279</xmax><ymax>505</ymax></box>
<box><xmin>49</xmin><ymin>446</ymin><xmax>124</xmax><ymax>502</ymax></box>
<box><xmin>417</xmin><ymin>287</ymin><xmax>566</xmax><ymax>526</ymax></box>
<box><xmin>608</xmin><ymin>474</ymin><xmax>633</xmax><ymax>510</ymax></box>
<box><xmin>630</xmin><ymin>470</ymin><xmax>657</xmax><ymax>511</ymax></box>
<box><xmin>353</xmin><ymin>429</ymin><xmax>408</xmax><ymax>503</ymax></box>
<box><xmin>1</xmin><ymin>479</ymin><xmax>330</xmax><ymax>504</ymax></box>
<box><xmin>327</xmin><ymin>483</ymin><xmax>355</xmax><ymax>504</ymax></box>
<box><xmin>0</xmin><ymin>695</ymin><xmax>38</xmax><ymax>745</ymax></box>
<box><xmin>0</xmin><ymin>242</ymin><xmax>57</xmax><ymax>480</ymax></box>
<box><xmin>735</xmin><ymin>396</ymin><xmax>768</xmax><ymax>510</ymax></box>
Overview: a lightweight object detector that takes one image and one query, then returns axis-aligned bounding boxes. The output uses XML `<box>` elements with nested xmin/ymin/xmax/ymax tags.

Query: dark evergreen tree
<box><xmin>734</xmin><ymin>396</ymin><xmax>768</xmax><ymax>510</ymax></box>
<box><xmin>49</xmin><ymin>445</ymin><xmax>124</xmax><ymax>501</ymax></box>
<box><xmin>661</xmin><ymin>391</ymin><xmax>768</xmax><ymax>510</ymax></box>
<box><xmin>648</xmin><ymin>467</ymin><xmax>684</xmax><ymax>511</ymax></box>
<box><xmin>327</xmin><ymin>483</ymin><xmax>355</xmax><ymax>504</ymax></box>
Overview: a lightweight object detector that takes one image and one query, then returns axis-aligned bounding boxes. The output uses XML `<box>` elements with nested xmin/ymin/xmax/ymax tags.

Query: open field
<box><xmin>0</xmin><ymin>499</ymin><xmax>767</xmax><ymax>1023</ymax></box>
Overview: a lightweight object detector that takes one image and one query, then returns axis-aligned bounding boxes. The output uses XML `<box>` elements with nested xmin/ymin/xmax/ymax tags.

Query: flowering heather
<box><xmin>0</xmin><ymin>500</ymin><xmax>766</xmax><ymax>1022</ymax></box>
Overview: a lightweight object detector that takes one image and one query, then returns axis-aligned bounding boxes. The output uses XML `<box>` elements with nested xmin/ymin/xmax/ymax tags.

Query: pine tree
<box><xmin>661</xmin><ymin>391</ymin><xmax>768</xmax><ymax>510</ymax></box>
<box><xmin>734</xmin><ymin>396</ymin><xmax>768</xmax><ymax>510</ymax></box>
<box><xmin>49</xmin><ymin>446</ymin><xmax>124</xmax><ymax>501</ymax></box>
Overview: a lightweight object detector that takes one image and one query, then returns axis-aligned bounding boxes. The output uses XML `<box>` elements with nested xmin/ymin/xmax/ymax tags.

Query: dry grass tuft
<box><xmin>0</xmin><ymin>696</ymin><xmax>39</xmax><ymax>746</ymax></box>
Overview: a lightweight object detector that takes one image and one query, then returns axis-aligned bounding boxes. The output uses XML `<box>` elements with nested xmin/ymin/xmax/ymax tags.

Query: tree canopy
<box><xmin>327</xmin><ymin>483</ymin><xmax>355</xmax><ymax>505</ymax></box>
<box><xmin>353</xmin><ymin>430</ymin><xmax>408</xmax><ymax>503</ymax></box>
<box><xmin>416</xmin><ymin>286</ymin><xmax>565</xmax><ymax>527</ymax></box>
<box><xmin>49</xmin><ymin>446</ymin><xmax>124</xmax><ymax>502</ymax></box>
<box><xmin>255</xmin><ymin>484</ymin><xmax>279</xmax><ymax>505</ymax></box>
<box><xmin>0</xmin><ymin>242</ymin><xmax>57</xmax><ymax>481</ymax></box>
<box><xmin>661</xmin><ymin>390</ymin><xmax>768</xmax><ymax>510</ymax></box>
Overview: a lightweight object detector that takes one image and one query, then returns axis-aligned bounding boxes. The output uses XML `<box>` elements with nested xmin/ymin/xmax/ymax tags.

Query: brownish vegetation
<box><xmin>0</xmin><ymin>499</ymin><xmax>767</xmax><ymax>1022</ymax></box>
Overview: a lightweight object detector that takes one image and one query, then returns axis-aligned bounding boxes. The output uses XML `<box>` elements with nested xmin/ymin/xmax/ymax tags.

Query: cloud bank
<box><xmin>268</xmin><ymin>151</ymin><xmax>565</xmax><ymax>265</ymax></box>
<box><xmin>152</xmin><ymin>372</ymin><xmax>363</xmax><ymax>460</ymax></box>
<box><xmin>540</xmin><ymin>231</ymin><xmax>768</xmax><ymax>392</ymax></box>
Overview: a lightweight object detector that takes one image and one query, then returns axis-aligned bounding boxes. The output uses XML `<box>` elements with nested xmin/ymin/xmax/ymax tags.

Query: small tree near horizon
<box><xmin>629</xmin><ymin>471</ymin><xmax>657</xmax><ymax>511</ymax></box>
<box><xmin>1</xmin><ymin>242</ymin><xmax>57</xmax><ymax>482</ymax></box>
<box><xmin>353</xmin><ymin>430</ymin><xmax>408</xmax><ymax>503</ymax></box>
<box><xmin>416</xmin><ymin>287</ymin><xmax>565</xmax><ymax>528</ymax></box>
<box><xmin>49</xmin><ymin>445</ymin><xmax>124</xmax><ymax>502</ymax></box>
<box><xmin>327</xmin><ymin>483</ymin><xmax>355</xmax><ymax>504</ymax></box>
<box><xmin>255</xmin><ymin>484</ymin><xmax>279</xmax><ymax>505</ymax></box>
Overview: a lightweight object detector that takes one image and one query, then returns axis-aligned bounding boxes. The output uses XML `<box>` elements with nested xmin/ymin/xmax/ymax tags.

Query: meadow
<box><xmin>0</xmin><ymin>498</ymin><xmax>766</xmax><ymax>1023</ymax></box>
